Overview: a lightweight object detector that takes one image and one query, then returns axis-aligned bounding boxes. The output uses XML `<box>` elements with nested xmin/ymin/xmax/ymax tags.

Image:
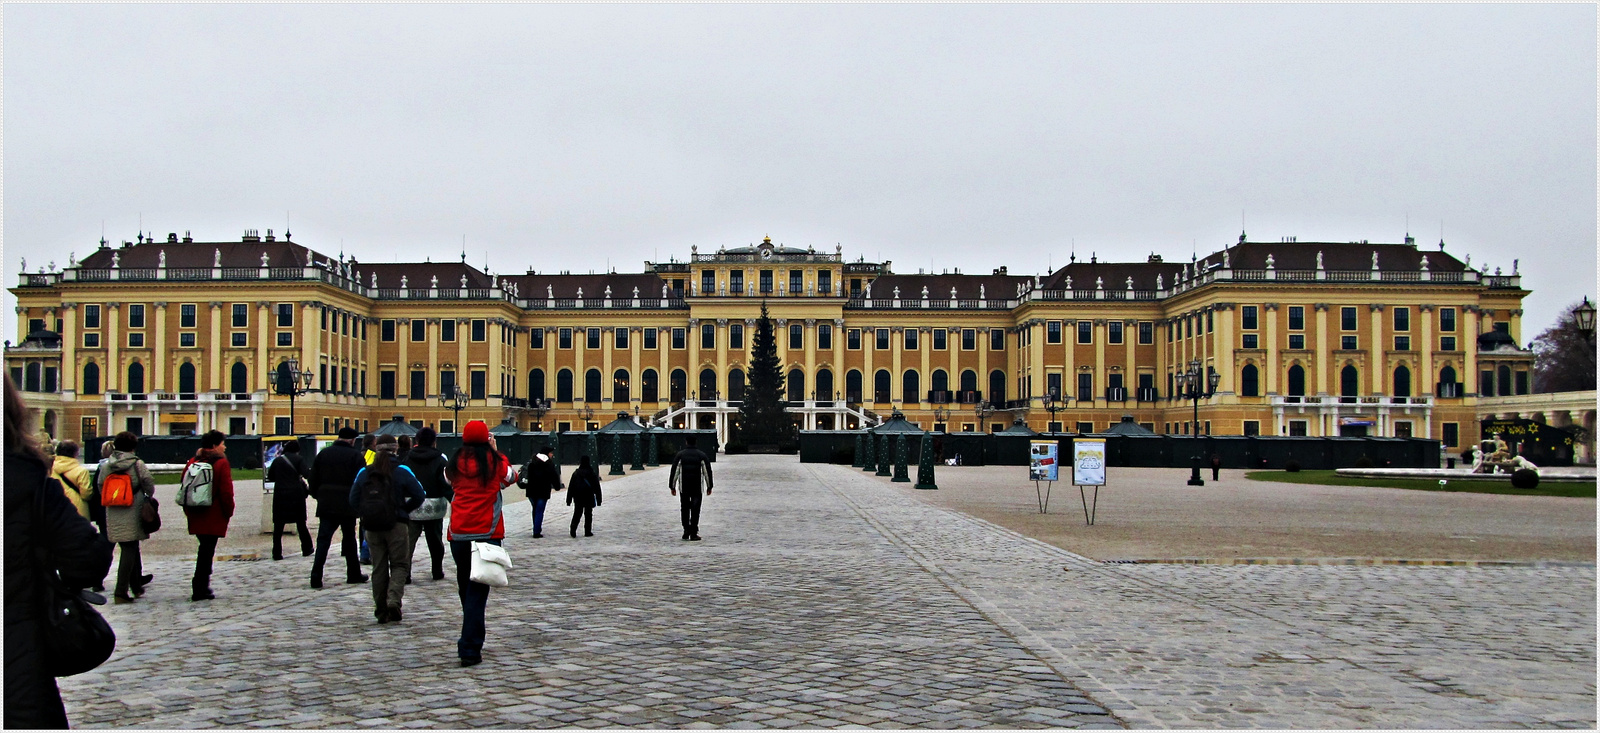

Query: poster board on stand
<box><xmin>1072</xmin><ymin>438</ymin><xmax>1106</xmax><ymax>525</ymax></box>
<box><xmin>1029</xmin><ymin>440</ymin><xmax>1060</xmax><ymax>513</ymax></box>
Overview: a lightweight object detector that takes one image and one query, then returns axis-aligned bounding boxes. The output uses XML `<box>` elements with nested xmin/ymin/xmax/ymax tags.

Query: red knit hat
<box><xmin>462</xmin><ymin>420</ymin><xmax>491</xmax><ymax>445</ymax></box>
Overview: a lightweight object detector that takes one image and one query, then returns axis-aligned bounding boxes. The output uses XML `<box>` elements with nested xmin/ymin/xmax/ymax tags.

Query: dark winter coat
<box><xmin>183</xmin><ymin>447</ymin><xmax>236</xmax><ymax>537</ymax></box>
<box><xmin>401</xmin><ymin>446</ymin><xmax>452</xmax><ymax>500</ymax></box>
<box><xmin>566</xmin><ymin>467</ymin><xmax>602</xmax><ymax>508</ymax></box>
<box><xmin>5</xmin><ymin>448</ymin><xmax>114</xmax><ymax>729</ymax></box>
<box><xmin>267</xmin><ymin>454</ymin><xmax>309</xmax><ymax>523</ymax></box>
<box><xmin>519</xmin><ymin>454</ymin><xmax>563</xmax><ymax>501</ymax></box>
<box><xmin>347</xmin><ymin>455</ymin><xmax>427</xmax><ymax>524</ymax></box>
<box><xmin>669</xmin><ymin>448</ymin><xmax>714</xmax><ymax>493</ymax></box>
<box><xmin>310</xmin><ymin>440</ymin><xmax>366</xmax><ymax>519</ymax></box>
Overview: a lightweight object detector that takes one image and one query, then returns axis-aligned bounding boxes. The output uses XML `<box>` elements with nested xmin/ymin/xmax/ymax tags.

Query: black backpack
<box><xmin>357</xmin><ymin>465</ymin><xmax>396</xmax><ymax>532</ymax></box>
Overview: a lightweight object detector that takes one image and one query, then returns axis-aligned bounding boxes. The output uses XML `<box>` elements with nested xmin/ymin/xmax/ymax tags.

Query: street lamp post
<box><xmin>932</xmin><ymin>405</ymin><xmax>951</xmax><ymax>432</ymax></box>
<box><xmin>1043</xmin><ymin>393</ymin><xmax>1067</xmax><ymax>432</ymax></box>
<box><xmin>1175</xmin><ymin>358</ymin><xmax>1220</xmax><ymax>486</ymax></box>
<box><xmin>440</xmin><ymin>384</ymin><xmax>468</xmax><ymax>433</ymax></box>
<box><xmin>1575</xmin><ymin>297</ymin><xmax>1596</xmax><ymax>344</ymax></box>
<box><xmin>274</xmin><ymin>358</ymin><xmax>316</xmax><ymax>435</ymax></box>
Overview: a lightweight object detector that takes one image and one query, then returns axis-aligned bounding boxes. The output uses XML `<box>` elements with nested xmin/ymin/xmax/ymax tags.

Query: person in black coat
<box><xmin>309</xmin><ymin>427</ymin><xmax>369</xmax><ymax>588</ymax></box>
<box><xmin>518</xmin><ymin>445</ymin><xmax>563</xmax><ymax>538</ymax></box>
<box><xmin>5</xmin><ymin>376</ymin><xmax>113</xmax><ymax>729</ymax></box>
<box><xmin>668</xmin><ymin>435</ymin><xmax>714</xmax><ymax>541</ymax></box>
<box><xmin>566</xmin><ymin>456</ymin><xmax>602</xmax><ymax>538</ymax></box>
<box><xmin>268</xmin><ymin>441</ymin><xmax>314</xmax><ymax>560</ymax></box>
<box><xmin>401</xmin><ymin>428</ymin><xmax>452</xmax><ymax>581</ymax></box>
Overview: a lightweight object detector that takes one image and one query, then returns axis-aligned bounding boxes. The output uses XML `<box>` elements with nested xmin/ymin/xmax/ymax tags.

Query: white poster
<box><xmin>1073</xmin><ymin>438</ymin><xmax>1106</xmax><ymax>486</ymax></box>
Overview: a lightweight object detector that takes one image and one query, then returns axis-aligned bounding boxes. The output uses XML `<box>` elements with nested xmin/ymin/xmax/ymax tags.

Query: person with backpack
<box><xmin>446</xmin><ymin>420</ymin><xmax>519</xmax><ymax>667</ymax></box>
<box><xmin>267</xmin><ymin>441</ymin><xmax>314</xmax><ymax>561</ymax></box>
<box><xmin>348</xmin><ymin>435</ymin><xmax>425</xmax><ymax>623</ymax></box>
<box><xmin>668</xmin><ymin>435</ymin><xmax>714</xmax><ymax>541</ymax></box>
<box><xmin>358</xmin><ymin>433</ymin><xmax>377</xmax><ymax>565</ymax></box>
<box><xmin>50</xmin><ymin>440</ymin><xmax>96</xmax><ymax>520</ymax></box>
<box><xmin>402</xmin><ymin>427</ymin><xmax>451</xmax><ymax>582</ymax></box>
<box><xmin>181</xmin><ymin>430</ymin><xmax>235</xmax><ymax>602</ymax></box>
<box><xmin>566</xmin><ymin>456</ymin><xmax>602</xmax><ymax>538</ymax></box>
<box><xmin>97</xmin><ymin>431</ymin><xmax>157</xmax><ymax>603</ymax></box>
<box><xmin>310</xmin><ymin>427</ymin><xmax>369</xmax><ymax>589</ymax></box>
<box><xmin>518</xmin><ymin>445</ymin><xmax>563</xmax><ymax>538</ymax></box>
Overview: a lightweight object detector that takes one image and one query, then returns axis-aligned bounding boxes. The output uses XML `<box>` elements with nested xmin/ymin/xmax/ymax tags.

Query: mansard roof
<box><xmin>363</xmin><ymin>261</ymin><xmax>494</xmax><ymax>290</ymax></box>
<box><xmin>76</xmin><ymin>239</ymin><xmax>319</xmax><ymax>269</ymax></box>
<box><xmin>1197</xmin><ymin>240</ymin><xmax>1470</xmax><ymax>273</ymax></box>
<box><xmin>864</xmin><ymin>272</ymin><xmax>1035</xmax><ymax>300</ymax></box>
<box><xmin>1042</xmin><ymin>260</ymin><xmax>1181</xmax><ymax>292</ymax></box>
<box><xmin>500</xmin><ymin>272</ymin><xmax>668</xmax><ymax>300</ymax></box>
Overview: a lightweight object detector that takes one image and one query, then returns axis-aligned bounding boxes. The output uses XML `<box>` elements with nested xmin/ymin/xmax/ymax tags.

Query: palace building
<box><xmin>8</xmin><ymin>228</ymin><xmax>1534</xmax><ymax>451</ymax></box>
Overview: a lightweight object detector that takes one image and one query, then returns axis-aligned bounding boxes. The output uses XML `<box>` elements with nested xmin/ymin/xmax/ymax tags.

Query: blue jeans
<box><xmin>449</xmin><ymin>538</ymin><xmax>501</xmax><ymax>661</ymax></box>
<box><xmin>531</xmin><ymin>499</ymin><xmax>548</xmax><ymax>536</ymax></box>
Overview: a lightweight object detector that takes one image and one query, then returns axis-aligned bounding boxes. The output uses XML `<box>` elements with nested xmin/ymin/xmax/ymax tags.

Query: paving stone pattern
<box><xmin>61</xmin><ymin>458</ymin><xmax>1121</xmax><ymax>729</ymax></box>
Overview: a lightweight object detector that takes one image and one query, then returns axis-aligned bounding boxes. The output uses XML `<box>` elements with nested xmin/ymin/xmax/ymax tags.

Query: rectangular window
<box><xmin>1439</xmin><ymin>307</ymin><xmax>1456</xmax><ymax>332</ymax></box>
<box><xmin>1393</xmin><ymin>307</ymin><xmax>1410</xmax><ymax>331</ymax></box>
<box><xmin>1442</xmin><ymin>422</ymin><xmax>1459</xmax><ymax>447</ymax></box>
<box><xmin>179</xmin><ymin>333</ymin><xmax>195</xmax><ymax>348</ymax></box>
<box><xmin>1341</xmin><ymin>306</ymin><xmax>1357</xmax><ymax>330</ymax></box>
<box><xmin>1077</xmin><ymin>321</ymin><xmax>1092</xmax><ymax>344</ymax></box>
<box><xmin>701</xmin><ymin>270</ymin><xmax>715</xmax><ymax>294</ymax></box>
<box><xmin>1046</xmin><ymin>321</ymin><xmax>1062</xmax><ymax>344</ymax></box>
<box><xmin>1289</xmin><ymin>420</ymin><xmax>1308</xmax><ymax>437</ymax></box>
<box><xmin>1167</xmin><ymin>322</ymin><xmax>1174</xmax><ymax>342</ymax></box>
<box><xmin>1289</xmin><ymin>334</ymin><xmax>1306</xmax><ymax>350</ymax></box>
<box><xmin>902</xmin><ymin>328</ymin><xmax>916</xmax><ymax>351</ymax></box>
<box><xmin>1243</xmin><ymin>420</ymin><xmax>1260</xmax><ymax>436</ymax></box>
<box><xmin>1242</xmin><ymin>334</ymin><xmax>1259</xmax><ymax>349</ymax></box>
<box><xmin>410</xmin><ymin>319</ymin><xmax>425</xmax><ymax>342</ymax></box>
<box><xmin>849</xmin><ymin>278</ymin><xmax>862</xmax><ymax>297</ymax></box>
<box><xmin>990</xmin><ymin>329</ymin><xmax>1005</xmax><ymax>351</ymax></box>
<box><xmin>471</xmin><ymin>319</ymin><xmax>487</xmax><ymax>342</ymax></box>
<box><xmin>529</xmin><ymin>328</ymin><xmax>545</xmax><ymax>349</ymax></box>
<box><xmin>931</xmin><ymin>329</ymin><xmax>947</xmax><ymax>350</ymax></box>
<box><xmin>559</xmin><ymin>327</ymin><xmax>573</xmax><ymax>349</ymax></box>
<box><xmin>759</xmin><ymin>270</ymin><xmax>773</xmax><ymax>293</ymax></box>
<box><xmin>470</xmin><ymin>370</ymin><xmax>487</xmax><ymax>400</ymax></box>
<box><xmin>875</xmin><ymin>329</ymin><xmax>890</xmax><ymax>350</ymax></box>
<box><xmin>1440</xmin><ymin>336</ymin><xmax>1457</xmax><ymax>352</ymax></box>
<box><xmin>441</xmin><ymin>320</ymin><xmax>456</xmax><ymax>342</ymax></box>
<box><xmin>127</xmin><ymin>304</ymin><xmax>145</xmax><ymax>328</ymax></box>
<box><xmin>731</xmin><ymin>270</ymin><xmax>744</xmax><ymax>293</ymax></box>
<box><xmin>643</xmin><ymin>328</ymin><xmax>657</xmax><ymax>350</ymax></box>
<box><xmin>701</xmin><ymin>324</ymin><xmax>716</xmax><ymax>350</ymax></box>
<box><xmin>1288</xmin><ymin>306</ymin><xmax>1305</xmax><ymax>330</ymax></box>
<box><xmin>671</xmin><ymin>328</ymin><xmax>686</xmax><ymax>349</ymax></box>
<box><xmin>277</xmin><ymin>332</ymin><xmax>293</xmax><ymax>347</ymax></box>
<box><xmin>586</xmin><ymin>328</ymin><xmax>601</xmax><ymax>350</ymax></box>
<box><xmin>84</xmin><ymin>304</ymin><xmax>102</xmax><ymax>329</ymax></box>
<box><xmin>127</xmin><ymin>333</ymin><xmax>144</xmax><ymax>348</ymax></box>
<box><xmin>231</xmin><ymin>332</ymin><xmax>248</xmax><ymax>347</ymax></box>
<box><xmin>410</xmin><ymin>370</ymin><xmax>426</xmax><ymax>399</ymax></box>
<box><xmin>232</xmin><ymin>303</ymin><xmax>248</xmax><ymax>328</ymax></box>
<box><xmin>1241</xmin><ymin>305</ymin><xmax>1258</xmax><ymax>330</ymax></box>
<box><xmin>819</xmin><ymin>270</ymin><xmax>832</xmax><ymax>295</ymax></box>
<box><xmin>1108</xmin><ymin>322</ymin><xmax>1124</xmax><ymax>345</ymax></box>
<box><xmin>791</xmin><ymin>324</ymin><xmax>804</xmax><ymax>350</ymax></box>
<box><xmin>1207</xmin><ymin>311</ymin><xmax>1214</xmax><ymax>333</ymax></box>
<box><xmin>277</xmin><ymin>303</ymin><xmax>293</xmax><ymax>327</ymax></box>
<box><xmin>1341</xmin><ymin>335</ymin><xmax>1358</xmax><ymax>350</ymax></box>
<box><xmin>1077</xmin><ymin>372</ymin><xmax>1094</xmax><ymax>402</ymax></box>
<box><xmin>1139</xmin><ymin>321</ymin><xmax>1153</xmax><ymax>344</ymax></box>
<box><xmin>1480</xmin><ymin>370</ymin><xmax>1494</xmax><ymax>396</ymax></box>
<box><xmin>320</xmin><ymin>308</ymin><xmax>328</xmax><ymax>330</ymax></box>
<box><xmin>847</xmin><ymin>329</ymin><xmax>862</xmax><ymax>350</ymax></box>
<box><xmin>1515</xmin><ymin>371</ymin><xmax>1529</xmax><ymax>395</ymax></box>
<box><xmin>817</xmin><ymin>324</ymin><xmax>831</xmax><ymax>350</ymax></box>
<box><xmin>440</xmin><ymin>370</ymin><xmax>457</xmax><ymax>396</ymax></box>
<box><xmin>1394</xmin><ymin>336</ymin><xmax>1411</xmax><ymax>351</ymax></box>
<box><xmin>961</xmin><ymin>328</ymin><xmax>976</xmax><ymax>350</ymax></box>
<box><xmin>381</xmin><ymin>320</ymin><xmax>396</xmax><ymax>342</ymax></box>
<box><xmin>614</xmin><ymin>328</ymin><xmax>629</xmax><ymax>349</ymax></box>
<box><xmin>789</xmin><ymin>270</ymin><xmax>803</xmax><ymax>294</ymax></box>
<box><xmin>1046</xmin><ymin>373</ymin><xmax>1062</xmax><ymax>399</ymax></box>
<box><xmin>380</xmin><ymin>371</ymin><xmax>396</xmax><ymax>399</ymax></box>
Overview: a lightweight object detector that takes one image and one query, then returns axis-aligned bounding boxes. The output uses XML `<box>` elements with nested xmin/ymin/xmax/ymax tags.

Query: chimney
<box><xmin>167</xmin><ymin>233</ymin><xmax>178</xmax><ymax>243</ymax></box>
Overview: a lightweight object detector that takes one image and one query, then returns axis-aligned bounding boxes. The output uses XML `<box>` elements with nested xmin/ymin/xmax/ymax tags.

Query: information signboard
<box><xmin>1029</xmin><ymin>440</ymin><xmax>1060</xmax><ymax>482</ymax></box>
<box><xmin>1073</xmin><ymin>438</ymin><xmax>1107</xmax><ymax>486</ymax></box>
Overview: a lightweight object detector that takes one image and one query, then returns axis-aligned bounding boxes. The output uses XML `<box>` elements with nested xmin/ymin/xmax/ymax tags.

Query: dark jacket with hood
<box><xmin>566</xmin><ymin>466</ymin><xmax>602</xmax><ymax>508</ymax></box>
<box><xmin>400</xmin><ymin>445</ymin><xmax>451</xmax><ymax>500</ymax></box>
<box><xmin>347</xmin><ymin>454</ymin><xmax>427</xmax><ymax>524</ymax></box>
<box><xmin>310</xmin><ymin>440</ymin><xmax>366</xmax><ymax>519</ymax></box>
<box><xmin>519</xmin><ymin>453</ymin><xmax>563</xmax><ymax>501</ymax></box>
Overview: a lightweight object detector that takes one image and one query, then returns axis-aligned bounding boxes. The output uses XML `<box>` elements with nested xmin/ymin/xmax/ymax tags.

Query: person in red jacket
<box><xmin>184</xmin><ymin>430</ymin><xmax>236</xmax><ymax>602</ymax></box>
<box><xmin>446</xmin><ymin>420</ymin><xmax>518</xmax><ymax>667</ymax></box>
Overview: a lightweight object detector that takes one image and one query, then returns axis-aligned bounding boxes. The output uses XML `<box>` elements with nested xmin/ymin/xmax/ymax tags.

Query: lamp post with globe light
<box><xmin>1175</xmin><ymin>358</ymin><xmax>1220</xmax><ymax>485</ymax></box>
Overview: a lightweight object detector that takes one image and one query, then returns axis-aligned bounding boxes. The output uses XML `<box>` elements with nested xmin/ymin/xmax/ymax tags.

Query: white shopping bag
<box><xmin>469</xmin><ymin>541</ymin><xmax>512</xmax><ymax>587</ymax></box>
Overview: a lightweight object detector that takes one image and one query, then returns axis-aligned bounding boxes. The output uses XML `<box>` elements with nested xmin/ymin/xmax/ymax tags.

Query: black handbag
<box><xmin>139</xmin><ymin>494</ymin><xmax>161</xmax><ymax>535</ymax></box>
<box><xmin>33</xmin><ymin>480</ymin><xmax>117</xmax><ymax>677</ymax></box>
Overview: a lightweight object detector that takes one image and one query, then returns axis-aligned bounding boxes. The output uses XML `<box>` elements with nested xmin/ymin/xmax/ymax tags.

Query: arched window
<box><xmin>1497</xmin><ymin>365</ymin><xmax>1512</xmax><ymax>397</ymax></box>
<box><xmin>873</xmin><ymin>369</ymin><xmax>891</xmax><ymax>403</ymax></box>
<box><xmin>81</xmin><ymin>362</ymin><xmax>100</xmax><ymax>395</ymax></box>
<box><xmin>1240</xmin><ymin>364</ymin><xmax>1259</xmax><ymax>397</ymax></box>
<box><xmin>699</xmin><ymin>368</ymin><xmax>718</xmax><ymax>399</ymax></box>
<box><xmin>814</xmin><ymin>369</ymin><xmax>833</xmax><ymax>402</ymax></box>
<box><xmin>641</xmin><ymin>369</ymin><xmax>659</xmax><ymax>402</ymax></box>
<box><xmin>613</xmin><ymin>369</ymin><xmax>630</xmax><ymax>403</ymax></box>
<box><xmin>959</xmin><ymin>369</ymin><xmax>978</xmax><ymax>393</ymax></box>
<box><xmin>902</xmin><ymin>370</ymin><xmax>920</xmax><ymax>403</ymax></box>
<box><xmin>126</xmin><ymin>362</ymin><xmax>145</xmax><ymax>394</ymax></box>
<box><xmin>670</xmin><ymin>369</ymin><xmax>687</xmax><ymax>402</ymax></box>
<box><xmin>728</xmin><ymin>369</ymin><xmax>746</xmax><ymax>402</ymax></box>
<box><xmin>584</xmin><ymin>369</ymin><xmax>602</xmax><ymax>402</ymax></box>
<box><xmin>931</xmin><ymin>369</ymin><xmax>949</xmax><ymax>395</ymax></box>
<box><xmin>787</xmin><ymin>368</ymin><xmax>805</xmax><ymax>402</ymax></box>
<box><xmin>24</xmin><ymin>363</ymin><xmax>40</xmax><ymax>392</ymax></box>
<box><xmin>230</xmin><ymin>362</ymin><xmax>248</xmax><ymax>395</ymax></box>
<box><xmin>528</xmin><ymin>369</ymin><xmax>546</xmax><ymax>402</ymax></box>
<box><xmin>1287</xmin><ymin>364</ymin><xmax>1306</xmax><ymax>397</ymax></box>
<box><xmin>1393</xmin><ymin>365</ymin><xmax>1411</xmax><ymax>397</ymax></box>
<box><xmin>556</xmin><ymin>369</ymin><xmax>574</xmax><ymax>403</ymax></box>
<box><xmin>989</xmin><ymin>370</ymin><xmax>1007</xmax><ymax>404</ymax></box>
<box><xmin>1340</xmin><ymin>365</ymin><xmax>1359</xmax><ymax>397</ymax></box>
<box><xmin>845</xmin><ymin>370</ymin><xmax>863</xmax><ymax>402</ymax></box>
<box><xmin>1440</xmin><ymin>365</ymin><xmax>1457</xmax><ymax>385</ymax></box>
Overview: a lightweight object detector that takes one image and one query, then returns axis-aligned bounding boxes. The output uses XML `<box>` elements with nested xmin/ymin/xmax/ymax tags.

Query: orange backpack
<box><xmin>100</xmin><ymin>471</ymin><xmax>134</xmax><ymax>507</ymax></box>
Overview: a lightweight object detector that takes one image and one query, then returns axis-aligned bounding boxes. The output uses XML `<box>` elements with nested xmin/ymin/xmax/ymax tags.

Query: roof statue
<box><xmin>1156</xmin><ymin>274</ymin><xmax>1163</xmax><ymax>291</ymax></box>
<box><xmin>401</xmin><ymin>275</ymin><xmax>408</xmax><ymax>288</ymax></box>
<box><xmin>370</xmin><ymin>272</ymin><xmax>377</xmax><ymax>288</ymax></box>
<box><xmin>1372</xmin><ymin>251</ymin><xmax>1379</xmax><ymax>270</ymax></box>
<box><xmin>460</xmin><ymin>274</ymin><xmax>468</xmax><ymax>288</ymax></box>
<box><xmin>110</xmin><ymin>252</ymin><xmax>119</xmax><ymax>269</ymax></box>
<box><xmin>1095</xmin><ymin>276</ymin><xmax>1104</xmax><ymax>290</ymax></box>
<box><xmin>1316</xmin><ymin>251</ymin><xmax>1324</xmax><ymax>269</ymax></box>
<box><xmin>549</xmin><ymin>284</ymin><xmax>554</xmax><ymax>298</ymax></box>
<box><xmin>1419</xmin><ymin>255</ymin><xmax>1429</xmax><ymax>271</ymax></box>
<box><xmin>1222</xmin><ymin>249</ymin><xmax>1230</xmax><ymax>268</ymax></box>
<box><xmin>1065</xmin><ymin>275</ymin><xmax>1073</xmax><ymax>289</ymax></box>
<box><xmin>214</xmin><ymin>249</ymin><xmax>222</xmax><ymax>267</ymax></box>
<box><xmin>605</xmin><ymin>286</ymin><xmax>612</xmax><ymax>298</ymax></box>
<box><xmin>864</xmin><ymin>283</ymin><xmax>872</xmax><ymax>298</ymax></box>
<box><xmin>922</xmin><ymin>285</ymin><xmax>929</xmax><ymax>299</ymax></box>
<box><xmin>577</xmin><ymin>287</ymin><xmax>584</xmax><ymax>299</ymax></box>
<box><xmin>69</xmin><ymin>252</ymin><xmax>77</xmax><ymax>267</ymax></box>
<box><xmin>158</xmin><ymin>250</ymin><xmax>166</xmax><ymax>268</ymax></box>
<box><xmin>1465</xmin><ymin>253</ymin><xmax>1471</xmax><ymax>268</ymax></box>
<box><xmin>662</xmin><ymin>283</ymin><xmax>668</xmax><ymax>298</ymax></box>
<box><xmin>893</xmin><ymin>286</ymin><xmax>900</xmax><ymax>299</ymax></box>
<box><xmin>431</xmin><ymin>275</ymin><xmax>438</xmax><ymax>288</ymax></box>
<box><xmin>491</xmin><ymin>274</ymin><xmax>498</xmax><ymax>288</ymax></box>
<box><xmin>1513</xmin><ymin>258</ymin><xmax>1519</xmax><ymax>275</ymax></box>
<box><xmin>633</xmin><ymin>286</ymin><xmax>639</xmax><ymax>299</ymax></box>
<box><xmin>979</xmin><ymin>284</ymin><xmax>985</xmax><ymax>299</ymax></box>
<box><xmin>1126</xmin><ymin>276</ymin><xmax>1134</xmax><ymax>290</ymax></box>
<box><xmin>261</xmin><ymin>251</ymin><xmax>270</xmax><ymax>267</ymax></box>
<box><xmin>19</xmin><ymin>258</ymin><xmax>26</xmax><ymax>272</ymax></box>
<box><xmin>950</xmin><ymin>286</ymin><xmax>957</xmax><ymax>299</ymax></box>
<box><xmin>1265</xmin><ymin>254</ymin><xmax>1275</xmax><ymax>269</ymax></box>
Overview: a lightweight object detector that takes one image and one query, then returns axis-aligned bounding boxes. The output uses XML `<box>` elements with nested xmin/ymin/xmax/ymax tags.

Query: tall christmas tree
<box><xmin>737</xmin><ymin>302</ymin><xmax>791</xmax><ymax>447</ymax></box>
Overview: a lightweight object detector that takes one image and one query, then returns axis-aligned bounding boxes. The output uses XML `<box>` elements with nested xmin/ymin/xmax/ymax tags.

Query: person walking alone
<box><xmin>518</xmin><ymin>445</ymin><xmax>562</xmax><ymax>538</ymax></box>
<box><xmin>50</xmin><ymin>440</ymin><xmax>96</xmax><ymax>520</ymax></box>
<box><xmin>267</xmin><ymin>441</ymin><xmax>314</xmax><ymax>560</ymax></box>
<box><xmin>668</xmin><ymin>435</ymin><xmax>714</xmax><ymax>541</ymax></box>
<box><xmin>183</xmin><ymin>430</ymin><xmax>235</xmax><ymax>602</ymax></box>
<box><xmin>97</xmin><ymin>431</ymin><xmax>156</xmax><ymax>603</ymax></box>
<box><xmin>566</xmin><ymin>456</ymin><xmax>602</xmax><ymax>538</ymax></box>
<box><xmin>401</xmin><ymin>427</ymin><xmax>451</xmax><ymax>582</ymax></box>
<box><xmin>310</xmin><ymin>427</ymin><xmax>369</xmax><ymax>589</ymax></box>
<box><xmin>350</xmin><ymin>435</ymin><xmax>425</xmax><ymax>623</ymax></box>
<box><xmin>446</xmin><ymin>420</ymin><xmax>519</xmax><ymax>667</ymax></box>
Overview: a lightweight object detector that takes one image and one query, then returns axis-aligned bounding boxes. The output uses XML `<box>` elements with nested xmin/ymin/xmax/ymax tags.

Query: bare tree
<box><xmin>1532</xmin><ymin>299</ymin><xmax>1597</xmax><ymax>393</ymax></box>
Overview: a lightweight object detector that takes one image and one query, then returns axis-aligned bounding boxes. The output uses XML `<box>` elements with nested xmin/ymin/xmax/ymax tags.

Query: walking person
<box><xmin>267</xmin><ymin>441</ymin><xmax>314</xmax><ymax>560</ymax></box>
<box><xmin>97</xmin><ymin>431</ymin><xmax>157</xmax><ymax>603</ymax></box>
<box><xmin>50</xmin><ymin>440</ymin><xmax>96</xmax><ymax>520</ymax></box>
<box><xmin>350</xmin><ymin>435</ymin><xmax>425</xmax><ymax>623</ymax></box>
<box><xmin>5</xmin><ymin>376</ymin><xmax>113</xmax><ymax>729</ymax></box>
<box><xmin>668</xmin><ymin>435</ymin><xmax>714</xmax><ymax>541</ymax></box>
<box><xmin>402</xmin><ymin>427</ymin><xmax>451</xmax><ymax>582</ymax></box>
<box><xmin>446</xmin><ymin>420</ymin><xmax>518</xmax><ymax>667</ymax></box>
<box><xmin>183</xmin><ymin>430</ymin><xmax>236</xmax><ymax>602</ymax></box>
<box><xmin>566</xmin><ymin>456</ymin><xmax>602</xmax><ymax>538</ymax></box>
<box><xmin>518</xmin><ymin>445</ymin><xmax>563</xmax><ymax>538</ymax></box>
<box><xmin>359</xmin><ymin>433</ymin><xmax>377</xmax><ymax>565</ymax></box>
<box><xmin>310</xmin><ymin>427</ymin><xmax>369</xmax><ymax>588</ymax></box>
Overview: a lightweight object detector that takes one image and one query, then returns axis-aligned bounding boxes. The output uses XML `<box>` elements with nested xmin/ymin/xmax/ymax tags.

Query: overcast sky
<box><xmin>5</xmin><ymin>4</ymin><xmax>1595</xmax><ymax>342</ymax></box>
